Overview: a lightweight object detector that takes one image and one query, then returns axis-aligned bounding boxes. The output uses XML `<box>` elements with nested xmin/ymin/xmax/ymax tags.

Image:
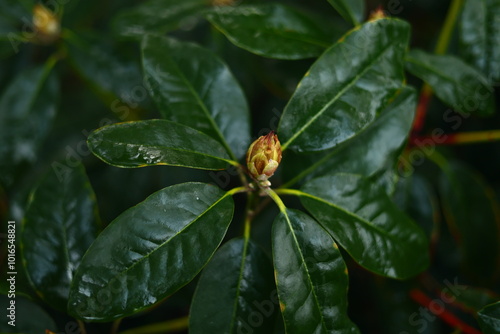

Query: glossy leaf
<box><xmin>459</xmin><ymin>0</ymin><xmax>500</xmax><ymax>81</ymax></box>
<box><xmin>452</xmin><ymin>287</ymin><xmax>498</xmax><ymax>312</ymax></box>
<box><xmin>0</xmin><ymin>63</ymin><xmax>59</xmax><ymax>188</ymax></box>
<box><xmin>111</xmin><ymin>0</ymin><xmax>207</xmax><ymax>39</ymax></box>
<box><xmin>68</xmin><ymin>182</ymin><xmax>234</xmax><ymax>321</ymax></box>
<box><xmin>478</xmin><ymin>301</ymin><xmax>500</xmax><ymax>333</ymax></box>
<box><xmin>405</xmin><ymin>49</ymin><xmax>495</xmax><ymax>116</ymax></box>
<box><xmin>21</xmin><ymin>163</ymin><xmax>100</xmax><ymax>312</ymax></box>
<box><xmin>65</xmin><ymin>33</ymin><xmax>150</xmax><ymax>113</ymax></box>
<box><xmin>273</xmin><ymin>209</ymin><xmax>359</xmax><ymax>334</ymax></box>
<box><xmin>206</xmin><ymin>4</ymin><xmax>332</xmax><ymax>60</ymax></box>
<box><xmin>300</xmin><ymin>173</ymin><xmax>429</xmax><ymax>279</ymax></box>
<box><xmin>0</xmin><ymin>295</ymin><xmax>56</xmax><ymax>333</ymax></box>
<box><xmin>88</xmin><ymin>120</ymin><xmax>233</xmax><ymax>170</ymax></box>
<box><xmin>393</xmin><ymin>173</ymin><xmax>439</xmax><ymax>240</ymax></box>
<box><xmin>283</xmin><ymin>87</ymin><xmax>416</xmax><ymax>187</ymax></box>
<box><xmin>190</xmin><ymin>238</ymin><xmax>276</xmax><ymax>334</ymax></box>
<box><xmin>438</xmin><ymin>161</ymin><xmax>500</xmax><ymax>282</ymax></box>
<box><xmin>278</xmin><ymin>18</ymin><xmax>409</xmax><ymax>152</ymax></box>
<box><xmin>142</xmin><ymin>35</ymin><xmax>250</xmax><ymax>158</ymax></box>
<box><xmin>326</xmin><ymin>0</ymin><xmax>365</xmax><ymax>26</ymax></box>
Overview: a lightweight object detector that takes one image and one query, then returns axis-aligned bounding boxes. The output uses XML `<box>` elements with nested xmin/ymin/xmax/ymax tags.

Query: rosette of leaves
<box><xmin>7</xmin><ymin>0</ymin><xmax>499</xmax><ymax>333</ymax></box>
<box><xmin>64</xmin><ymin>17</ymin><xmax>430</xmax><ymax>332</ymax></box>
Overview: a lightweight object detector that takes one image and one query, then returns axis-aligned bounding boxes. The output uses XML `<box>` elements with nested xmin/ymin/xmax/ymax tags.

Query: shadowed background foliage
<box><xmin>0</xmin><ymin>0</ymin><xmax>499</xmax><ymax>333</ymax></box>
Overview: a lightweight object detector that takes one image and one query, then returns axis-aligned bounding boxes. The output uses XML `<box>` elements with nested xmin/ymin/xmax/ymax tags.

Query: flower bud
<box><xmin>246</xmin><ymin>132</ymin><xmax>282</xmax><ymax>186</ymax></box>
<box><xmin>369</xmin><ymin>6</ymin><xmax>387</xmax><ymax>21</ymax></box>
<box><xmin>33</xmin><ymin>4</ymin><xmax>61</xmax><ymax>45</ymax></box>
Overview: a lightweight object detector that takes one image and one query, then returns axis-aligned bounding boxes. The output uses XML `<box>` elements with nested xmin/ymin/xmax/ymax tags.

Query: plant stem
<box><xmin>411</xmin><ymin>85</ymin><xmax>433</xmax><ymax>134</ymax></box>
<box><xmin>411</xmin><ymin>0</ymin><xmax>464</xmax><ymax>134</ymax></box>
<box><xmin>264</xmin><ymin>188</ymin><xmax>287</xmax><ymax>214</ymax></box>
<box><xmin>274</xmin><ymin>188</ymin><xmax>306</xmax><ymax>197</ymax></box>
<box><xmin>227</xmin><ymin>186</ymin><xmax>248</xmax><ymax>196</ymax></box>
<box><xmin>77</xmin><ymin>320</ymin><xmax>87</xmax><ymax>334</ymax></box>
<box><xmin>243</xmin><ymin>192</ymin><xmax>256</xmax><ymax>239</ymax></box>
<box><xmin>249</xmin><ymin>196</ymin><xmax>272</xmax><ymax>221</ymax></box>
<box><xmin>434</xmin><ymin>0</ymin><xmax>464</xmax><ymax>55</ymax></box>
<box><xmin>409</xmin><ymin>289</ymin><xmax>481</xmax><ymax>334</ymax></box>
<box><xmin>235</xmin><ymin>163</ymin><xmax>251</xmax><ymax>189</ymax></box>
<box><xmin>423</xmin><ymin>149</ymin><xmax>449</xmax><ymax>172</ymax></box>
<box><xmin>118</xmin><ymin>316</ymin><xmax>189</xmax><ymax>334</ymax></box>
<box><xmin>412</xmin><ymin>130</ymin><xmax>500</xmax><ymax>146</ymax></box>
<box><xmin>111</xmin><ymin>319</ymin><xmax>122</xmax><ymax>334</ymax></box>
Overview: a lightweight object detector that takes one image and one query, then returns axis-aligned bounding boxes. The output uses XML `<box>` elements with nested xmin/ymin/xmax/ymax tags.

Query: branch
<box><xmin>409</xmin><ymin>289</ymin><xmax>482</xmax><ymax>334</ymax></box>
<box><xmin>411</xmin><ymin>130</ymin><xmax>500</xmax><ymax>146</ymax></box>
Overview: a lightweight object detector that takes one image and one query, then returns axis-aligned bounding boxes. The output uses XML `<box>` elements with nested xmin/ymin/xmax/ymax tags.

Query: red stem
<box><xmin>410</xmin><ymin>130</ymin><xmax>500</xmax><ymax>147</ymax></box>
<box><xmin>409</xmin><ymin>289</ymin><xmax>482</xmax><ymax>334</ymax></box>
<box><xmin>412</xmin><ymin>88</ymin><xmax>432</xmax><ymax>135</ymax></box>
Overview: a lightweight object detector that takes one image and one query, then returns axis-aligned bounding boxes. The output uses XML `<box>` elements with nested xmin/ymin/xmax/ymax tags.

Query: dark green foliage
<box><xmin>1</xmin><ymin>1</ymin><xmax>499</xmax><ymax>333</ymax></box>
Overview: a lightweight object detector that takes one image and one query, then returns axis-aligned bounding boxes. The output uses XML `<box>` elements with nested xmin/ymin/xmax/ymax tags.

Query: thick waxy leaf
<box><xmin>478</xmin><ymin>301</ymin><xmax>500</xmax><ymax>333</ymax></box>
<box><xmin>21</xmin><ymin>163</ymin><xmax>100</xmax><ymax>311</ymax></box>
<box><xmin>142</xmin><ymin>35</ymin><xmax>250</xmax><ymax>158</ymax></box>
<box><xmin>278</xmin><ymin>18</ymin><xmax>409</xmax><ymax>152</ymax></box>
<box><xmin>452</xmin><ymin>287</ymin><xmax>498</xmax><ymax>312</ymax></box>
<box><xmin>283</xmin><ymin>87</ymin><xmax>416</xmax><ymax>187</ymax></box>
<box><xmin>0</xmin><ymin>64</ymin><xmax>58</xmax><ymax>187</ymax></box>
<box><xmin>190</xmin><ymin>238</ymin><xmax>276</xmax><ymax>334</ymax></box>
<box><xmin>88</xmin><ymin>120</ymin><xmax>233</xmax><ymax>170</ymax></box>
<box><xmin>394</xmin><ymin>174</ymin><xmax>439</xmax><ymax>240</ymax></box>
<box><xmin>326</xmin><ymin>0</ymin><xmax>364</xmax><ymax>26</ymax></box>
<box><xmin>65</xmin><ymin>34</ymin><xmax>151</xmax><ymax>113</ymax></box>
<box><xmin>112</xmin><ymin>0</ymin><xmax>207</xmax><ymax>38</ymax></box>
<box><xmin>273</xmin><ymin>209</ymin><xmax>359</xmax><ymax>334</ymax></box>
<box><xmin>300</xmin><ymin>174</ymin><xmax>429</xmax><ymax>279</ymax></box>
<box><xmin>459</xmin><ymin>0</ymin><xmax>500</xmax><ymax>81</ymax></box>
<box><xmin>206</xmin><ymin>4</ymin><xmax>333</xmax><ymax>60</ymax></box>
<box><xmin>405</xmin><ymin>49</ymin><xmax>495</xmax><ymax>116</ymax></box>
<box><xmin>0</xmin><ymin>295</ymin><xmax>56</xmax><ymax>333</ymax></box>
<box><xmin>68</xmin><ymin>183</ymin><xmax>234</xmax><ymax>321</ymax></box>
<box><xmin>438</xmin><ymin>161</ymin><xmax>500</xmax><ymax>282</ymax></box>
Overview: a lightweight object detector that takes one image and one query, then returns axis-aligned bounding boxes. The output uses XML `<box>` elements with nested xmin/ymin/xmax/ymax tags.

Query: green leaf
<box><xmin>88</xmin><ymin>119</ymin><xmax>233</xmax><ymax>170</ymax></box>
<box><xmin>478</xmin><ymin>301</ymin><xmax>500</xmax><ymax>334</ymax></box>
<box><xmin>300</xmin><ymin>173</ymin><xmax>429</xmax><ymax>279</ymax></box>
<box><xmin>21</xmin><ymin>163</ymin><xmax>100</xmax><ymax>312</ymax></box>
<box><xmin>452</xmin><ymin>287</ymin><xmax>498</xmax><ymax>312</ymax></box>
<box><xmin>206</xmin><ymin>4</ymin><xmax>332</xmax><ymax>60</ymax></box>
<box><xmin>111</xmin><ymin>0</ymin><xmax>208</xmax><ymax>39</ymax></box>
<box><xmin>65</xmin><ymin>33</ymin><xmax>150</xmax><ymax>113</ymax></box>
<box><xmin>438</xmin><ymin>160</ymin><xmax>500</xmax><ymax>282</ymax></box>
<box><xmin>326</xmin><ymin>0</ymin><xmax>365</xmax><ymax>26</ymax></box>
<box><xmin>68</xmin><ymin>182</ymin><xmax>234</xmax><ymax>321</ymax></box>
<box><xmin>405</xmin><ymin>49</ymin><xmax>495</xmax><ymax>116</ymax></box>
<box><xmin>459</xmin><ymin>0</ymin><xmax>500</xmax><ymax>81</ymax></box>
<box><xmin>142</xmin><ymin>35</ymin><xmax>250</xmax><ymax>158</ymax></box>
<box><xmin>393</xmin><ymin>174</ymin><xmax>439</xmax><ymax>240</ymax></box>
<box><xmin>0</xmin><ymin>0</ymin><xmax>33</xmax><ymax>22</ymax></box>
<box><xmin>283</xmin><ymin>87</ymin><xmax>416</xmax><ymax>187</ymax></box>
<box><xmin>190</xmin><ymin>238</ymin><xmax>276</xmax><ymax>334</ymax></box>
<box><xmin>272</xmin><ymin>209</ymin><xmax>359</xmax><ymax>334</ymax></box>
<box><xmin>0</xmin><ymin>19</ymin><xmax>17</xmax><ymax>40</ymax></box>
<box><xmin>0</xmin><ymin>62</ymin><xmax>59</xmax><ymax>188</ymax></box>
<box><xmin>278</xmin><ymin>18</ymin><xmax>409</xmax><ymax>152</ymax></box>
<box><xmin>0</xmin><ymin>295</ymin><xmax>57</xmax><ymax>333</ymax></box>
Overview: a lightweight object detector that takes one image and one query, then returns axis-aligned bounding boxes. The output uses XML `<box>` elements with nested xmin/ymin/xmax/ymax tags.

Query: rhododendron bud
<box><xmin>33</xmin><ymin>4</ymin><xmax>61</xmax><ymax>45</ymax></box>
<box><xmin>246</xmin><ymin>132</ymin><xmax>282</xmax><ymax>187</ymax></box>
